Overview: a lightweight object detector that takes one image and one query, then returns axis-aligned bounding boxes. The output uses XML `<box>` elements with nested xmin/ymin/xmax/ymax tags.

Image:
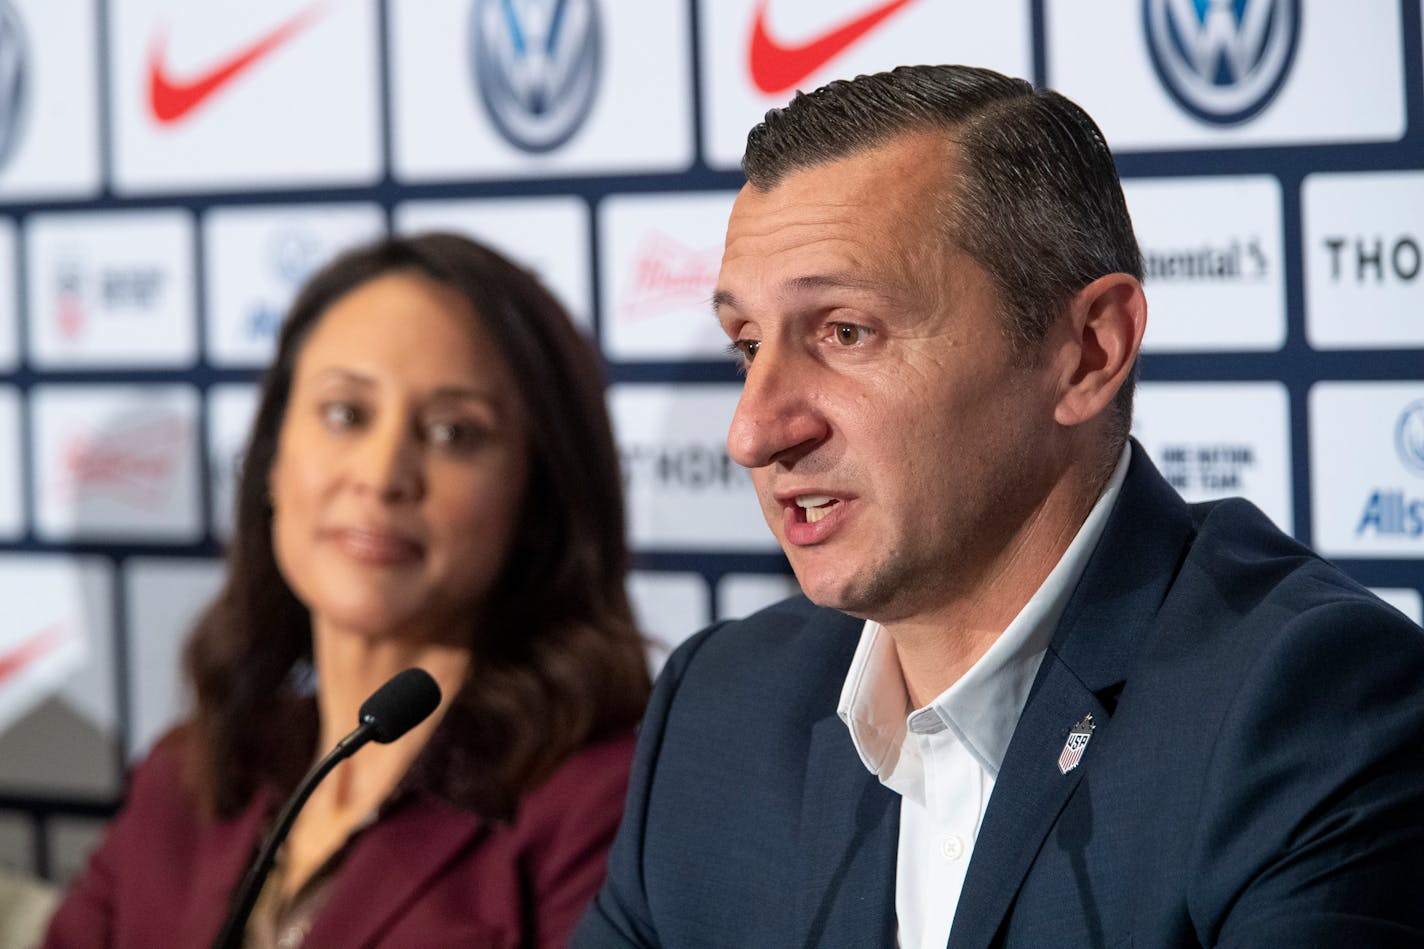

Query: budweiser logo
<box><xmin>56</xmin><ymin>415</ymin><xmax>191</xmax><ymax>511</ymax></box>
<box><xmin>619</xmin><ymin>232</ymin><xmax>722</xmax><ymax>322</ymax></box>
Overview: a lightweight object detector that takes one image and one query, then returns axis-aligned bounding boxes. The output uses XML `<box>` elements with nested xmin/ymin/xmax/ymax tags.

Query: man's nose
<box><xmin>726</xmin><ymin>344</ymin><xmax>829</xmax><ymax>470</ymax></box>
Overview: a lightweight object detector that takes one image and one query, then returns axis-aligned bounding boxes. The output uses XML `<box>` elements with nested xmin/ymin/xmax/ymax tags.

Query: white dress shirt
<box><xmin>837</xmin><ymin>444</ymin><xmax>1131</xmax><ymax>949</ymax></box>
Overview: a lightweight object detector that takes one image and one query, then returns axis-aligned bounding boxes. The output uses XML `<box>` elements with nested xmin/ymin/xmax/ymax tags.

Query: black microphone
<box><xmin>212</xmin><ymin>668</ymin><xmax>442</xmax><ymax>949</ymax></box>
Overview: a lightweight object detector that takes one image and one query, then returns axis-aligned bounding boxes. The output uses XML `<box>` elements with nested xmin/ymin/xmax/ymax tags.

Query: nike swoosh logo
<box><xmin>147</xmin><ymin>1</ymin><xmax>330</xmax><ymax>124</ymax></box>
<box><xmin>0</xmin><ymin>624</ymin><xmax>65</xmax><ymax>686</ymax></box>
<box><xmin>748</xmin><ymin>0</ymin><xmax>918</xmax><ymax>95</ymax></box>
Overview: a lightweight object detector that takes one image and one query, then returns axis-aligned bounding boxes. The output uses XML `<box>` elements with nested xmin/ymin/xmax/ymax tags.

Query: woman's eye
<box><xmin>319</xmin><ymin>401</ymin><xmax>363</xmax><ymax>431</ymax></box>
<box><xmin>426</xmin><ymin>420</ymin><xmax>483</xmax><ymax>449</ymax></box>
<box><xmin>832</xmin><ymin>323</ymin><xmax>865</xmax><ymax>346</ymax></box>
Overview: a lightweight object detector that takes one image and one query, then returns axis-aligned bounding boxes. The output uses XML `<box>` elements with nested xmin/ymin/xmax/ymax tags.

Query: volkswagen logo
<box><xmin>1396</xmin><ymin>400</ymin><xmax>1424</xmax><ymax>477</ymax></box>
<box><xmin>0</xmin><ymin>1</ymin><xmax>29</xmax><ymax>170</ymax></box>
<box><xmin>1143</xmin><ymin>0</ymin><xmax>1300</xmax><ymax>125</ymax></box>
<box><xmin>469</xmin><ymin>0</ymin><xmax>601</xmax><ymax>153</ymax></box>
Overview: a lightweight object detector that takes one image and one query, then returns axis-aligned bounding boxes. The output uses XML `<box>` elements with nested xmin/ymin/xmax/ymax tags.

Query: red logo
<box><xmin>748</xmin><ymin>0</ymin><xmax>917</xmax><ymax>95</ymax></box>
<box><xmin>147</xmin><ymin>1</ymin><xmax>330</xmax><ymax>124</ymax></box>
<box><xmin>0</xmin><ymin>623</ymin><xmax>69</xmax><ymax>687</ymax></box>
<box><xmin>619</xmin><ymin>232</ymin><xmax>723</xmax><ymax>322</ymax></box>
<box><xmin>58</xmin><ymin>416</ymin><xmax>191</xmax><ymax>511</ymax></box>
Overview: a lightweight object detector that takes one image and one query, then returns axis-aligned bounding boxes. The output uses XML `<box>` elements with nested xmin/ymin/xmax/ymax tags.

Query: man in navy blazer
<box><xmin>576</xmin><ymin>65</ymin><xmax>1424</xmax><ymax>948</ymax></box>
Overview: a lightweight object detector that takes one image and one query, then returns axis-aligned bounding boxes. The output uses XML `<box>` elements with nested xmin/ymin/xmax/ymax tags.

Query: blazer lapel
<box><xmin>178</xmin><ymin>790</ymin><xmax>269</xmax><ymax>947</ymax></box>
<box><xmin>946</xmin><ymin>661</ymin><xmax>1109</xmax><ymax>949</ymax></box>
<box><xmin>947</xmin><ymin>446</ymin><xmax>1195</xmax><ymax>949</ymax></box>
<box><xmin>304</xmin><ymin>797</ymin><xmax>488</xmax><ymax>948</ymax></box>
<box><xmin>795</xmin><ymin>712</ymin><xmax>900</xmax><ymax>949</ymax></box>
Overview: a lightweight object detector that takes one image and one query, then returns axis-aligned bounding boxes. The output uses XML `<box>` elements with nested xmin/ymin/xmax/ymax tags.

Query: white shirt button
<box><xmin>940</xmin><ymin>834</ymin><xmax>964</xmax><ymax>861</ymax></box>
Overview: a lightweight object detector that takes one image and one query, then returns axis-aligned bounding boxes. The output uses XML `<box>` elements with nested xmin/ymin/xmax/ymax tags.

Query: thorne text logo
<box><xmin>1304</xmin><ymin>172</ymin><xmax>1424</xmax><ymax>349</ymax></box>
<box><xmin>610</xmin><ymin>384</ymin><xmax>777</xmax><ymax>552</ymax></box>
<box><xmin>1144</xmin><ymin>0</ymin><xmax>1299</xmax><ymax>125</ymax></box>
<box><xmin>470</xmin><ymin>0</ymin><xmax>600</xmax><ymax>153</ymax></box>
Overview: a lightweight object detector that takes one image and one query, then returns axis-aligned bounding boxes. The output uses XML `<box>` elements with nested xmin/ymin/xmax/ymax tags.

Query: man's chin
<box><xmin>790</xmin><ymin>566</ymin><xmax>882</xmax><ymax>619</ymax></box>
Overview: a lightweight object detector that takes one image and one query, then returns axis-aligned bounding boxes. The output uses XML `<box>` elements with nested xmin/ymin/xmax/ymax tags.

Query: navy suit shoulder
<box><xmin>575</xmin><ymin>597</ymin><xmax>896</xmax><ymax>949</ymax></box>
<box><xmin>989</xmin><ymin>468</ymin><xmax>1424</xmax><ymax>949</ymax></box>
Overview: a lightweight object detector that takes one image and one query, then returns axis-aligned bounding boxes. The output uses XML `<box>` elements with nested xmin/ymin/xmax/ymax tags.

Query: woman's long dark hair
<box><xmin>184</xmin><ymin>232</ymin><xmax>649</xmax><ymax>818</ymax></box>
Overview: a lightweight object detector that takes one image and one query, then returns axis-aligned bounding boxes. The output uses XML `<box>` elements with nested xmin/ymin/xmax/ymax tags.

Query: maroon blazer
<box><xmin>43</xmin><ymin>729</ymin><xmax>635</xmax><ymax>948</ymax></box>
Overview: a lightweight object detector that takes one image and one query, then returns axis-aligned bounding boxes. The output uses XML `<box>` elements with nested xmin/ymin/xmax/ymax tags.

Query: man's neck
<box><xmin>882</xmin><ymin>454</ymin><xmax>1113</xmax><ymax>708</ymax></box>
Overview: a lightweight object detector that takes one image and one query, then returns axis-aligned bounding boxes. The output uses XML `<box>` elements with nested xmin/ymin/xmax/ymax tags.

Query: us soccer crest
<box><xmin>1057</xmin><ymin>714</ymin><xmax>1096</xmax><ymax>775</ymax></box>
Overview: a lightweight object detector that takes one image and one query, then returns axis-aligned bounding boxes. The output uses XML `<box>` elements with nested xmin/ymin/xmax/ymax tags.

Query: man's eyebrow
<box><xmin>712</xmin><ymin>274</ymin><xmax>884</xmax><ymax>317</ymax></box>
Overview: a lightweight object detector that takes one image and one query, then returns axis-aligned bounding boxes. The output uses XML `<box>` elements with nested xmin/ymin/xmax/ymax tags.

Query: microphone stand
<box><xmin>210</xmin><ymin>721</ymin><xmax>377</xmax><ymax>949</ymax></box>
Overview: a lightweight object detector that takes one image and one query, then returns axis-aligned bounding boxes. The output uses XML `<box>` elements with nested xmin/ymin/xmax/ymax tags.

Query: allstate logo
<box><xmin>1396</xmin><ymin>400</ymin><xmax>1424</xmax><ymax>477</ymax></box>
<box><xmin>1144</xmin><ymin>0</ymin><xmax>1300</xmax><ymax>125</ymax></box>
<box><xmin>0</xmin><ymin>1</ymin><xmax>29</xmax><ymax>171</ymax></box>
<box><xmin>469</xmin><ymin>0</ymin><xmax>601</xmax><ymax>153</ymax></box>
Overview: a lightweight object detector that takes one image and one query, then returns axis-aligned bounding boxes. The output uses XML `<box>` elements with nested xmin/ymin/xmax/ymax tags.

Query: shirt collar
<box><xmin>838</xmin><ymin>443</ymin><xmax>1133</xmax><ymax>790</ymax></box>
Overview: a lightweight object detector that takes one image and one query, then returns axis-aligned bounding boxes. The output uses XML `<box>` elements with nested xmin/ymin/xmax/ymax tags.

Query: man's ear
<box><xmin>1053</xmin><ymin>272</ymin><xmax>1147</xmax><ymax>428</ymax></box>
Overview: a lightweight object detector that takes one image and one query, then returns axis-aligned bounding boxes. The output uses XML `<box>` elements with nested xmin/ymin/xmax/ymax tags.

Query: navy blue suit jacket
<box><xmin>576</xmin><ymin>449</ymin><xmax>1424</xmax><ymax>948</ymax></box>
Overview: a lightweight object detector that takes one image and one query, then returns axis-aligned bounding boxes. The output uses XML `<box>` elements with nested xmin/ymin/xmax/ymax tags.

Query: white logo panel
<box><xmin>207</xmin><ymin>383</ymin><xmax>260</xmax><ymax>543</ymax></box>
<box><xmin>610</xmin><ymin>383</ymin><xmax>774</xmax><ymax>552</ymax></box>
<box><xmin>389</xmin><ymin>0</ymin><xmax>692</xmax><ymax>180</ymax></box>
<box><xmin>1303</xmin><ymin>171</ymin><xmax>1424</xmax><ymax>350</ymax></box>
<box><xmin>699</xmin><ymin>0</ymin><xmax>1031</xmax><ymax>169</ymax></box>
<box><xmin>628</xmin><ymin>570</ymin><xmax>709</xmax><ymax>674</ymax></box>
<box><xmin>0</xmin><ymin>386</ymin><xmax>21</xmax><ymax>539</ymax></box>
<box><xmin>0</xmin><ymin>0</ymin><xmax>100</xmax><ymax>200</ymax></box>
<box><xmin>0</xmin><ymin>217</ymin><xmax>15</xmax><ymax>371</ymax></box>
<box><xmin>25</xmin><ymin>209</ymin><xmax>196</xmax><ymax>369</ymax></box>
<box><xmin>395</xmin><ymin>197</ymin><xmax>592</xmax><ymax>329</ymax></box>
<box><xmin>1126</xmin><ymin>176</ymin><xmax>1284</xmax><ymax>352</ymax></box>
<box><xmin>30</xmin><ymin>384</ymin><xmax>202</xmax><ymax>542</ymax></box>
<box><xmin>108</xmin><ymin>0</ymin><xmax>381</xmax><ymax>193</ymax></box>
<box><xmin>1132</xmin><ymin>382</ymin><xmax>1292</xmax><ymax>533</ymax></box>
<box><xmin>204</xmin><ymin>203</ymin><xmax>386</xmax><ymax>367</ymax></box>
<box><xmin>716</xmin><ymin>572</ymin><xmax>800</xmax><ymax>622</ymax></box>
<box><xmin>123</xmin><ymin>557</ymin><xmax>225</xmax><ymax>759</ymax></box>
<box><xmin>599</xmin><ymin>191</ymin><xmax>737</xmax><ymax>361</ymax></box>
<box><xmin>0</xmin><ymin>555</ymin><xmax>113</xmax><ymax>762</ymax></box>
<box><xmin>1309</xmin><ymin>383</ymin><xmax>1424</xmax><ymax>558</ymax></box>
<box><xmin>1047</xmin><ymin>0</ymin><xmax>1404</xmax><ymax>150</ymax></box>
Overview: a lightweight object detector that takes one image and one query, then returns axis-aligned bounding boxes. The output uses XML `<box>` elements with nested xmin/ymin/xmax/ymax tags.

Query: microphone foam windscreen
<box><xmin>358</xmin><ymin>668</ymin><xmax>443</xmax><ymax>744</ymax></box>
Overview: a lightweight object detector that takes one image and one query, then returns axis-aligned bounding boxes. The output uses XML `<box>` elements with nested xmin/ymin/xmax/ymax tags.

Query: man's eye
<box><xmin>832</xmin><ymin>323</ymin><xmax>865</xmax><ymax>346</ymax></box>
<box><xmin>727</xmin><ymin>339</ymin><xmax>761</xmax><ymax>365</ymax></box>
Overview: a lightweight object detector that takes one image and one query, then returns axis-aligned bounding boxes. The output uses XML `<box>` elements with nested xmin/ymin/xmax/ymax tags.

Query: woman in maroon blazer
<box><xmin>44</xmin><ymin>233</ymin><xmax>651</xmax><ymax>948</ymax></box>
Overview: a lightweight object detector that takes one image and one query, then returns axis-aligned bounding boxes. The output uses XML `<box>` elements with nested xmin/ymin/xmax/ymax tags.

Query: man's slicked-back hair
<box><xmin>742</xmin><ymin>64</ymin><xmax>1144</xmax><ymax>443</ymax></box>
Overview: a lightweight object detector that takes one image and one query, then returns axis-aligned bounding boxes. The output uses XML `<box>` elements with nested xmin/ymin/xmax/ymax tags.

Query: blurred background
<box><xmin>0</xmin><ymin>0</ymin><xmax>1419</xmax><ymax>889</ymax></box>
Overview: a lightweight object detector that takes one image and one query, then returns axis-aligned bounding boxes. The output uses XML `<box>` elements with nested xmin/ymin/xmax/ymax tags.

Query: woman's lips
<box><xmin>323</xmin><ymin>527</ymin><xmax>425</xmax><ymax>565</ymax></box>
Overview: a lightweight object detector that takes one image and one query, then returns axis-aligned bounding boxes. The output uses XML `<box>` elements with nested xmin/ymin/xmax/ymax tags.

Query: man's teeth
<box><xmin>796</xmin><ymin>495</ymin><xmax>836</xmax><ymax>523</ymax></box>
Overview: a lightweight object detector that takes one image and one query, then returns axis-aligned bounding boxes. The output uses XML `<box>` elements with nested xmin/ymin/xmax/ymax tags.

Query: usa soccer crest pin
<box><xmin>1057</xmin><ymin>714</ymin><xmax>1096</xmax><ymax>775</ymax></box>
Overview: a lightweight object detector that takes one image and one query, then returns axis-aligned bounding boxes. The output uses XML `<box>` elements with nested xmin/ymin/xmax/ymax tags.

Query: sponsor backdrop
<box><xmin>0</xmin><ymin>0</ymin><xmax>1419</xmax><ymax>883</ymax></box>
